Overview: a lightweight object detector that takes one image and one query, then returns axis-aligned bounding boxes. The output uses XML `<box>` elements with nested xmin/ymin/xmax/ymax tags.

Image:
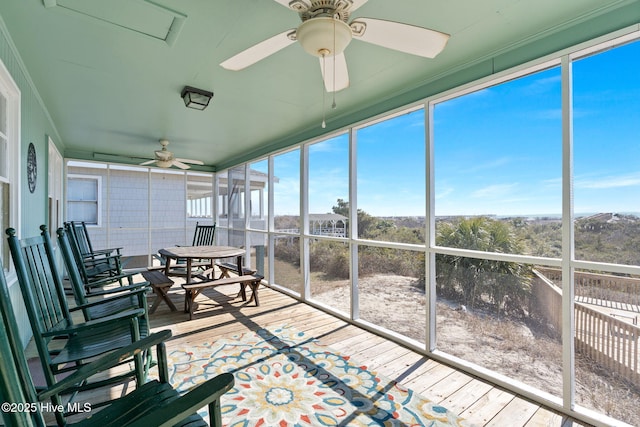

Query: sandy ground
<box><xmin>314</xmin><ymin>275</ymin><xmax>562</xmax><ymax>392</ymax></box>
<box><xmin>310</xmin><ymin>274</ymin><xmax>638</xmax><ymax>426</ymax></box>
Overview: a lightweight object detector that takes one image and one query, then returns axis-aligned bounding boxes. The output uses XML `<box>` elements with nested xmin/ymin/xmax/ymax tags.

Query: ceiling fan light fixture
<box><xmin>297</xmin><ymin>17</ymin><xmax>352</xmax><ymax>57</ymax></box>
<box><xmin>156</xmin><ymin>159</ymin><xmax>174</xmax><ymax>168</ymax></box>
<box><xmin>181</xmin><ymin>86</ymin><xmax>214</xmax><ymax>110</ymax></box>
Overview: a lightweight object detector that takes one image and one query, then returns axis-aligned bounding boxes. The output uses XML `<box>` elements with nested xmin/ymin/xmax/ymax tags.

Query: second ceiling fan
<box><xmin>220</xmin><ymin>0</ymin><xmax>450</xmax><ymax>92</ymax></box>
<box><xmin>139</xmin><ymin>139</ymin><xmax>204</xmax><ymax>170</ymax></box>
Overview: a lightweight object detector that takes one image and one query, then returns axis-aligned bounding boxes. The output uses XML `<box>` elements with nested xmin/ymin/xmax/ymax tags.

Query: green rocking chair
<box><xmin>63</xmin><ymin>222</ymin><xmax>126</xmax><ymax>290</ymax></box>
<box><xmin>0</xmin><ymin>258</ymin><xmax>234</xmax><ymax>427</ymax></box>
<box><xmin>57</xmin><ymin>227</ymin><xmax>151</xmax><ymax>322</ymax></box>
<box><xmin>6</xmin><ymin>226</ymin><xmax>150</xmax><ymax>425</ymax></box>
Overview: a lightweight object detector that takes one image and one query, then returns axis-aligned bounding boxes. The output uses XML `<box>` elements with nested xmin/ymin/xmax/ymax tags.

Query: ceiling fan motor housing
<box><xmin>296</xmin><ymin>17</ymin><xmax>353</xmax><ymax>57</ymax></box>
<box><xmin>156</xmin><ymin>160</ymin><xmax>174</xmax><ymax>168</ymax></box>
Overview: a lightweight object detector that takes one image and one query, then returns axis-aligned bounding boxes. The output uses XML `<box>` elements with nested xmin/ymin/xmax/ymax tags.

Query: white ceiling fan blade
<box><xmin>351</xmin><ymin>18</ymin><xmax>449</xmax><ymax>58</ymax></box>
<box><xmin>272</xmin><ymin>0</ymin><xmax>311</xmax><ymax>12</ymax></box>
<box><xmin>220</xmin><ymin>29</ymin><xmax>297</xmax><ymax>71</ymax></box>
<box><xmin>175</xmin><ymin>158</ymin><xmax>205</xmax><ymax>165</ymax></box>
<box><xmin>319</xmin><ymin>53</ymin><xmax>349</xmax><ymax>92</ymax></box>
<box><xmin>139</xmin><ymin>160</ymin><xmax>156</xmax><ymax>166</ymax></box>
<box><xmin>172</xmin><ymin>160</ymin><xmax>191</xmax><ymax>170</ymax></box>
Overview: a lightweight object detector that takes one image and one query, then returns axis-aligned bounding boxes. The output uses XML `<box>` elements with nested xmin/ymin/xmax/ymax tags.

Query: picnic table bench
<box><xmin>182</xmin><ymin>274</ymin><xmax>263</xmax><ymax>320</ymax></box>
<box><xmin>141</xmin><ymin>269</ymin><xmax>177</xmax><ymax>314</ymax></box>
<box><xmin>156</xmin><ymin>245</ymin><xmax>262</xmax><ymax>319</ymax></box>
<box><xmin>215</xmin><ymin>261</ymin><xmax>256</xmax><ymax>278</ymax></box>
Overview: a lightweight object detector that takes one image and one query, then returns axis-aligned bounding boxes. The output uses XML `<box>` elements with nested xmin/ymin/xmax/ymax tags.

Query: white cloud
<box><xmin>575</xmin><ymin>172</ymin><xmax>640</xmax><ymax>189</ymax></box>
<box><xmin>467</xmin><ymin>156</ymin><xmax>511</xmax><ymax>173</ymax></box>
<box><xmin>471</xmin><ymin>183</ymin><xmax>519</xmax><ymax>198</ymax></box>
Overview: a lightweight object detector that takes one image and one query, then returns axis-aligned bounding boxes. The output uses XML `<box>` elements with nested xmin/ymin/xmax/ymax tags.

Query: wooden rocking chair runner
<box><xmin>0</xmin><ymin>262</ymin><xmax>234</xmax><ymax>427</ymax></box>
<box><xmin>57</xmin><ymin>228</ymin><xmax>151</xmax><ymax>322</ymax></box>
<box><xmin>6</xmin><ymin>226</ymin><xmax>151</xmax><ymax>425</ymax></box>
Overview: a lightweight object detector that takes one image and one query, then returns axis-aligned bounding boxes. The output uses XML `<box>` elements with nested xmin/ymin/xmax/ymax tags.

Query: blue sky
<box><xmin>434</xmin><ymin>67</ymin><xmax>563</xmax><ymax>216</ymax></box>
<box><xmin>269</xmin><ymin>38</ymin><xmax>640</xmax><ymax>218</ymax></box>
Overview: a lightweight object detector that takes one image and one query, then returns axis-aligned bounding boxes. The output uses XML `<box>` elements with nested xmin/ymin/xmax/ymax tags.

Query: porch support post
<box><xmin>349</xmin><ymin>127</ymin><xmax>359</xmax><ymax>321</ymax></box>
<box><xmin>561</xmin><ymin>54</ymin><xmax>575</xmax><ymax>411</ymax></box>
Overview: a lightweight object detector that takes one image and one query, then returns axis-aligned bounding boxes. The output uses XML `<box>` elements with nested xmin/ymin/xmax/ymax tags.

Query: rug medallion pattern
<box><xmin>166</xmin><ymin>325</ymin><xmax>470</xmax><ymax>426</ymax></box>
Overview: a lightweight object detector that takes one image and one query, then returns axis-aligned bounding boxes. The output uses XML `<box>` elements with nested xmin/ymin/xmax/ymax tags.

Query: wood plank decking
<box><xmin>25</xmin><ymin>277</ymin><xmax>591</xmax><ymax>426</ymax></box>
<box><xmin>143</xmin><ymin>281</ymin><xmax>590</xmax><ymax>427</ymax></box>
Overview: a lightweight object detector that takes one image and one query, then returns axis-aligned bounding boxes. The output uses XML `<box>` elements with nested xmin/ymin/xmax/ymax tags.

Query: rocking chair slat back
<box><xmin>0</xmin><ymin>258</ymin><xmax>43</xmax><ymax>427</ymax></box>
<box><xmin>1</xmin><ymin>260</ymin><xmax>234</xmax><ymax>427</ymax></box>
<box><xmin>6</xmin><ymin>225</ymin><xmax>150</xmax><ymax>425</ymax></box>
<box><xmin>192</xmin><ymin>222</ymin><xmax>216</xmax><ymax>246</ymax></box>
<box><xmin>7</xmin><ymin>230</ymin><xmax>68</xmax><ymax>342</ymax></box>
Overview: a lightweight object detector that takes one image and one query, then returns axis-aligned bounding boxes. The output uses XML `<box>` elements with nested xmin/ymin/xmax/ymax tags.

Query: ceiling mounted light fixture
<box><xmin>181</xmin><ymin>86</ymin><xmax>214</xmax><ymax>110</ymax></box>
<box><xmin>296</xmin><ymin>17</ymin><xmax>352</xmax><ymax>58</ymax></box>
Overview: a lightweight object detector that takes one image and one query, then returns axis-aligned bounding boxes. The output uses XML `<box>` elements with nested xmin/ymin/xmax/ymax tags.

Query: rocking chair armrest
<box><xmin>87</xmin><ymin>248</ymin><xmax>118</xmax><ymax>257</ymax></box>
<box><xmin>82</xmin><ymin>253</ymin><xmax>122</xmax><ymax>265</ymax></box>
<box><xmin>83</xmin><ymin>281</ymin><xmax>151</xmax><ymax>296</ymax></box>
<box><xmin>91</xmin><ymin>247</ymin><xmax>123</xmax><ymax>255</ymax></box>
<box><xmin>151</xmin><ymin>253</ymin><xmax>167</xmax><ymax>265</ymax></box>
<box><xmin>69</xmin><ymin>288</ymin><xmax>150</xmax><ymax>312</ymax></box>
<box><xmin>83</xmin><ymin>272</ymin><xmax>138</xmax><ymax>288</ymax></box>
<box><xmin>126</xmin><ymin>372</ymin><xmax>235</xmax><ymax>427</ymax></box>
<box><xmin>38</xmin><ymin>330</ymin><xmax>173</xmax><ymax>400</ymax></box>
<box><xmin>43</xmin><ymin>308</ymin><xmax>145</xmax><ymax>336</ymax></box>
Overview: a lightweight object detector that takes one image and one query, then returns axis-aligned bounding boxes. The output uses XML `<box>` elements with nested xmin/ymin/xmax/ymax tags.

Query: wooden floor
<box><xmin>142</xmin><ymin>280</ymin><xmax>591</xmax><ymax>427</ymax></box>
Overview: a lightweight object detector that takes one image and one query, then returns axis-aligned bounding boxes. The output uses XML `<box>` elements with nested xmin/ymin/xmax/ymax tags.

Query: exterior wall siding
<box><xmin>0</xmin><ymin>14</ymin><xmax>63</xmax><ymax>346</ymax></box>
<box><xmin>68</xmin><ymin>164</ymin><xmax>208</xmax><ymax>262</ymax></box>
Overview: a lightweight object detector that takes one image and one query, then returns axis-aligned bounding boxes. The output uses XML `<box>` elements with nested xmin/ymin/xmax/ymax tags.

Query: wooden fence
<box><xmin>532</xmin><ymin>269</ymin><xmax>640</xmax><ymax>386</ymax></box>
<box><xmin>535</xmin><ymin>267</ymin><xmax>640</xmax><ymax>307</ymax></box>
<box><xmin>575</xmin><ymin>303</ymin><xmax>639</xmax><ymax>386</ymax></box>
<box><xmin>532</xmin><ymin>270</ymin><xmax>563</xmax><ymax>337</ymax></box>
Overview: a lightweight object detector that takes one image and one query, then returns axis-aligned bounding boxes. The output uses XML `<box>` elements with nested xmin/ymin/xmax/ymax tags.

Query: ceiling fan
<box><xmin>220</xmin><ymin>0</ymin><xmax>450</xmax><ymax>92</ymax></box>
<box><xmin>139</xmin><ymin>139</ymin><xmax>204</xmax><ymax>170</ymax></box>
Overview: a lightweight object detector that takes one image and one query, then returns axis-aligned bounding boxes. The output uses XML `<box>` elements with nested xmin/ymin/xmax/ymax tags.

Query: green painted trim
<box><xmin>145</xmin><ymin>0</ymin><xmax>187</xmax><ymax>47</ymax></box>
<box><xmin>46</xmin><ymin>0</ymin><xmax>188</xmax><ymax>46</ymax></box>
<box><xmin>165</xmin><ymin>15</ymin><xmax>186</xmax><ymax>47</ymax></box>
<box><xmin>65</xmin><ymin>149</ymin><xmax>216</xmax><ymax>172</ymax></box>
<box><xmin>215</xmin><ymin>1</ymin><xmax>640</xmax><ymax>171</ymax></box>
<box><xmin>0</xmin><ymin>12</ymin><xmax>63</xmax><ymax>144</ymax></box>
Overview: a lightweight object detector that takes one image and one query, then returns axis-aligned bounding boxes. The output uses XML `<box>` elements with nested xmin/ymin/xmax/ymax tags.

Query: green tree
<box><xmin>331</xmin><ymin>198</ymin><xmax>379</xmax><ymax>238</ymax></box>
<box><xmin>436</xmin><ymin>217</ymin><xmax>532</xmax><ymax>315</ymax></box>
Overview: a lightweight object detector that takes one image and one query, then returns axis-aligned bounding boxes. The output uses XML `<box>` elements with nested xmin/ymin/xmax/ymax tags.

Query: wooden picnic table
<box><xmin>158</xmin><ymin>245</ymin><xmax>245</xmax><ymax>284</ymax></box>
<box><xmin>157</xmin><ymin>246</ymin><xmax>261</xmax><ymax>319</ymax></box>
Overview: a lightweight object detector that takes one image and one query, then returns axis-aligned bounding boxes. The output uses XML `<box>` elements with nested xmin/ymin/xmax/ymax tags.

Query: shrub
<box><xmin>435</xmin><ymin>217</ymin><xmax>532</xmax><ymax>315</ymax></box>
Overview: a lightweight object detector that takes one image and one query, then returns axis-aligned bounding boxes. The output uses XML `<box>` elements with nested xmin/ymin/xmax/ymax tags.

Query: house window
<box><xmin>67</xmin><ymin>175</ymin><xmax>101</xmax><ymax>225</ymax></box>
<box><xmin>0</xmin><ymin>61</ymin><xmax>19</xmax><ymax>272</ymax></box>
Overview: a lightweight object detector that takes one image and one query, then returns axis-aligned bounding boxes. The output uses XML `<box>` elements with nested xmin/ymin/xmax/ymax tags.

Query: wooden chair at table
<box><xmin>192</xmin><ymin>221</ymin><xmax>216</xmax><ymax>246</ymax></box>
<box><xmin>157</xmin><ymin>222</ymin><xmax>217</xmax><ymax>274</ymax></box>
<box><xmin>57</xmin><ymin>227</ymin><xmax>152</xmax><ymax>322</ymax></box>
<box><xmin>0</xmin><ymin>259</ymin><xmax>234</xmax><ymax>427</ymax></box>
<box><xmin>5</xmin><ymin>225</ymin><xmax>151</xmax><ymax>425</ymax></box>
<box><xmin>189</xmin><ymin>221</ymin><xmax>217</xmax><ymax>272</ymax></box>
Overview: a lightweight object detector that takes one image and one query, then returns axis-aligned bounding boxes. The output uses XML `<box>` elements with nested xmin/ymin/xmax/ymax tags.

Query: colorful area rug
<box><xmin>166</xmin><ymin>325</ymin><xmax>470</xmax><ymax>426</ymax></box>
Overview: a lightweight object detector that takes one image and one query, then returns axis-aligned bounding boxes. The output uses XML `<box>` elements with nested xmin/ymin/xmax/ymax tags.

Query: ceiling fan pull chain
<box><xmin>332</xmin><ymin>16</ymin><xmax>337</xmax><ymax>109</ymax></box>
<box><xmin>321</xmin><ymin>52</ymin><xmax>327</xmax><ymax>128</ymax></box>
